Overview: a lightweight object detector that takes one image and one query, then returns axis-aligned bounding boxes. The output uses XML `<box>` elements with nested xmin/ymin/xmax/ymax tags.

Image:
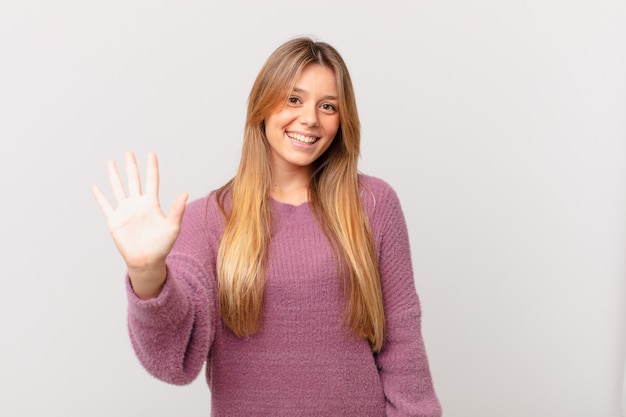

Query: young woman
<box><xmin>93</xmin><ymin>37</ymin><xmax>442</xmax><ymax>416</ymax></box>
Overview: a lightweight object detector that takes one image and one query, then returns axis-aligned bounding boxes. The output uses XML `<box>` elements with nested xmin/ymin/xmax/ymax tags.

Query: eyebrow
<box><xmin>292</xmin><ymin>87</ymin><xmax>338</xmax><ymax>101</ymax></box>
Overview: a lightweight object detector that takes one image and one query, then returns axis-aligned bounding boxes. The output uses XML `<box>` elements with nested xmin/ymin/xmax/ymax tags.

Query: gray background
<box><xmin>1</xmin><ymin>1</ymin><xmax>625</xmax><ymax>416</ymax></box>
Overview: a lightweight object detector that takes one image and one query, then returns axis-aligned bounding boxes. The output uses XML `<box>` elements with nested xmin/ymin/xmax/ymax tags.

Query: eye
<box><xmin>320</xmin><ymin>103</ymin><xmax>337</xmax><ymax>113</ymax></box>
<box><xmin>287</xmin><ymin>96</ymin><xmax>302</xmax><ymax>105</ymax></box>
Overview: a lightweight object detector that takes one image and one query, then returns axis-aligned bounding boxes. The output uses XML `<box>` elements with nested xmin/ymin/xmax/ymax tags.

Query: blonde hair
<box><xmin>216</xmin><ymin>37</ymin><xmax>385</xmax><ymax>351</ymax></box>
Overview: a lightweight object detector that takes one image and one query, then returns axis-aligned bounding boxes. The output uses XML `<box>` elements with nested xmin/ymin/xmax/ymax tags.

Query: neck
<box><xmin>270</xmin><ymin>168</ymin><xmax>310</xmax><ymax>205</ymax></box>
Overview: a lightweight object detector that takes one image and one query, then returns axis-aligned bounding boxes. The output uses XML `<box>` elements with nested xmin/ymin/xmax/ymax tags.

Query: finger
<box><xmin>91</xmin><ymin>184</ymin><xmax>114</xmax><ymax>217</ymax></box>
<box><xmin>167</xmin><ymin>192</ymin><xmax>189</xmax><ymax>226</ymax></box>
<box><xmin>125</xmin><ymin>151</ymin><xmax>142</xmax><ymax>196</ymax></box>
<box><xmin>106</xmin><ymin>159</ymin><xmax>127</xmax><ymax>205</ymax></box>
<box><xmin>145</xmin><ymin>152</ymin><xmax>159</xmax><ymax>199</ymax></box>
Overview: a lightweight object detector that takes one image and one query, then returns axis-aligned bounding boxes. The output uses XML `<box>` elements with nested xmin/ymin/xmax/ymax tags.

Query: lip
<box><xmin>286</xmin><ymin>131</ymin><xmax>320</xmax><ymax>146</ymax></box>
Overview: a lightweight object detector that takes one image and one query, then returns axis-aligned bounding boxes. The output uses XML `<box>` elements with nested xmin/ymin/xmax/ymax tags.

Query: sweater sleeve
<box><xmin>370</xmin><ymin>181</ymin><xmax>442</xmax><ymax>417</ymax></box>
<box><xmin>126</xmin><ymin>197</ymin><xmax>219</xmax><ymax>385</ymax></box>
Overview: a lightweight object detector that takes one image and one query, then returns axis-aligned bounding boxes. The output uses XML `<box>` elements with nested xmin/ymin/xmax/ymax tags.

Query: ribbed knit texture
<box><xmin>126</xmin><ymin>175</ymin><xmax>442</xmax><ymax>416</ymax></box>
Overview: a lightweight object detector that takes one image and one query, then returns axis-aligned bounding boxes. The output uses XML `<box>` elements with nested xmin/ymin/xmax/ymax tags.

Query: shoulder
<box><xmin>169</xmin><ymin>190</ymin><xmax>226</xmax><ymax>258</ymax></box>
<box><xmin>358</xmin><ymin>174</ymin><xmax>409</xmax><ymax>241</ymax></box>
<box><xmin>181</xmin><ymin>190</ymin><xmax>226</xmax><ymax>233</ymax></box>
<box><xmin>358</xmin><ymin>174</ymin><xmax>402</xmax><ymax>213</ymax></box>
<box><xmin>182</xmin><ymin>193</ymin><xmax>212</xmax><ymax>221</ymax></box>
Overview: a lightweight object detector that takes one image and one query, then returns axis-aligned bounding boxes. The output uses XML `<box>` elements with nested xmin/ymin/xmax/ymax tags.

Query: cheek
<box><xmin>269</xmin><ymin>108</ymin><xmax>298</xmax><ymax>128</ymax></box>
<box><xmin>327</xmin><ymin>117</ymin><xmax>340</xmax><ymax>137</ymax></box>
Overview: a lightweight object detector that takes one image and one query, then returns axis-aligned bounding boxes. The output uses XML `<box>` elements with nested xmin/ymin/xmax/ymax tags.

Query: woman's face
<box><xmin>264</xmin><ymin>64</ymin><xmax>340</xmax><ymax>175</ymax></box>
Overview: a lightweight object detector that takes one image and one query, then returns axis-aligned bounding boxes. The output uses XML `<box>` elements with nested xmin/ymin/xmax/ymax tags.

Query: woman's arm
<box><xmin>93</xmin><ymin>152</ymin><xmax>217</xmax><ymax>385</ymax></box>
<box><xmin>125</xmin><ymin>197</ymin><xmax>219</xmax><ymax>385</ymax></box>
<box><xmin>367</xmin><ymin>178</ymin><xmax>442</xmax><ymax>417</ymax></box>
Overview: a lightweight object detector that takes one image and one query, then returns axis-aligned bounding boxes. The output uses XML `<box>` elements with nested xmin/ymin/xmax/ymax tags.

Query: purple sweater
<box><xmin>126</xmin><ymin>175</ymin><xmax>442</xmax><ymax>416</ymax></box>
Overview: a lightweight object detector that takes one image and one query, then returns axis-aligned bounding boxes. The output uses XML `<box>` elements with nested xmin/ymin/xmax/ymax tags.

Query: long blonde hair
<box><xmin>216</xmin><ymin>37</ymin><xmax>385</xmax><ymax>351</ymax></box>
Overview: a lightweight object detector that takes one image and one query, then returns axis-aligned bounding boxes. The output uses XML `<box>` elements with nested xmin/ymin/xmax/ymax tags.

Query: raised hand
<box><xmin>92</xmin><ymin>151</ymin><xmax>188</xmax><ymax>298</ymax></box>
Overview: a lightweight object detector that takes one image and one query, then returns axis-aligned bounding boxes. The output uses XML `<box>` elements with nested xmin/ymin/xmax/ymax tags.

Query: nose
<box><xmin>299</xmin><ymin>104</ymin><xmax>319</xmax><ymax>127</ymax></box>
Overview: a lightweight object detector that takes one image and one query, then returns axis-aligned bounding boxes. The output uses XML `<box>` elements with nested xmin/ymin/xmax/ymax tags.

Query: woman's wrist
<box><xmin>128</xmin><ymin>262</ymin><xmax>167</xmax><ymax>300</ymax></box>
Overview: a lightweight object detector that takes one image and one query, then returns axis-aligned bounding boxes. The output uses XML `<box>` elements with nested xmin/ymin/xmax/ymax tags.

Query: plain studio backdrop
<box><xmin>1</xmin><ymin>1</ymin><xmax>625</xmax><ymax>416</ymax></box>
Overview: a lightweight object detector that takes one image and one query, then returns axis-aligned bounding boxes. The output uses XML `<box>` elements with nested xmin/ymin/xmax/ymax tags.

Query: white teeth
<box><xmin>288</xmin><ymin>132</ymin><xmax>318</xmax><ymax>144</ymax></box>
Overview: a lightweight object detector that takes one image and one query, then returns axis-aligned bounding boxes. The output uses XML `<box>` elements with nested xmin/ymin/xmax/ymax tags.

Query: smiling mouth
<box><xmin>287</xmin><ymin>132</ymin><xmax>319</xmax><ymax>144</ymax></box>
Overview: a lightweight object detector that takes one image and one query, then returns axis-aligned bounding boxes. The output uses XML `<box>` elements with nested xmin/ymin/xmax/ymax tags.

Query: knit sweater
<box><xmin>126</xmin><ymin>175</ymin><xmax>442</xmax><ymax>416</ymax></box>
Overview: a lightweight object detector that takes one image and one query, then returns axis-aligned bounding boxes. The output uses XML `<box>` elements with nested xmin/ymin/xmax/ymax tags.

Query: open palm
<box><xmin>92</xmin><ymin>152</ymin><xmax>188</xmax><ymax>271</ymax></box>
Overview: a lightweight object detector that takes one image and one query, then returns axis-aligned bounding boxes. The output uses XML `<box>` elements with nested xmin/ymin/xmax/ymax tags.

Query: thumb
<box><xmin>168</xmin><ymin>192</ymin><xmax>189</xmax><ymax>225</ymax></box>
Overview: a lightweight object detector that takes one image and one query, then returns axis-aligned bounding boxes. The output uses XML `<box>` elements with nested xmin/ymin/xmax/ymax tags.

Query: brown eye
<box><xmin>321</xmin><ymin>103</ymin><xmax>337</xmax><ymax>113</ymax></box>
